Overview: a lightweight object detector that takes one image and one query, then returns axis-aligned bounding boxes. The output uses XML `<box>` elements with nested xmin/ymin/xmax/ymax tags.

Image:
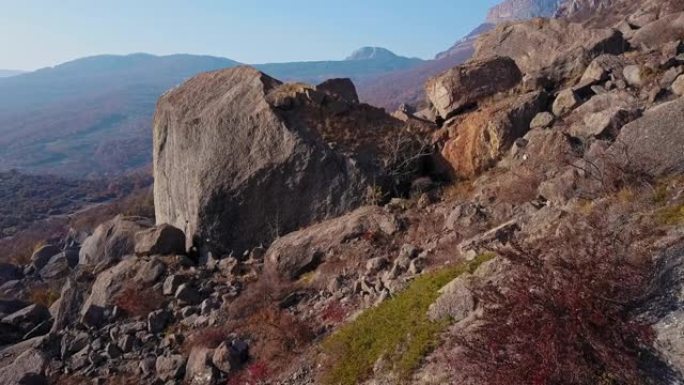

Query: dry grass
<box><xmin>29</xmin><ymin>286</ymin><xmax>60</xmax><ymax>307</ymax></box>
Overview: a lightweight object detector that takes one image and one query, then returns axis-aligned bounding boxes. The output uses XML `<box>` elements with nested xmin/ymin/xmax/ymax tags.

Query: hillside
<box><xmin>3</xmin><ymin>1</ymin><xmax>684</xmax><ymax>385</ymax></box>
<box><xmin>0</xmin><ymin>70</ymin><xmax>23</xmax><ymax>78</ymax></box>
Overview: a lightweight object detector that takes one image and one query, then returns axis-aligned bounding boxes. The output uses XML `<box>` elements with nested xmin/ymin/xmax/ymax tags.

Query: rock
<box><xmin>552</xmin><ymin>88</ymin><xmax>580</xmax><ymax>116</ymax></box>
<box><xmin>134</xmin><ymin>224</ymin><xmax>186</xmax><ymax>256</ymax></box>
<box><xmin>211</xmin><ymin>341</ymin><xmax>233</xmax><ymax>374</ymax></box>
<box><xmin>30</xmin><ymin>244</ymin><xmax>60</xmax><ymax>271</ymax></box>
<box><xmin>366</xmin><ymin>257</ymin><xmax>388</xmax><ymax>275</ymax></box>
<box><xmin>185</xmin><ymin>346</ymin><xmax>218</xmax><ymax>385</ymax></box>
<box><xmin>38</xmin><ymin>253</ymin><xmax>70</xmax><ymax>281</ymax></box>
<box><xmin>630</xmin><ymin>12</ymin><xmax>684</xmax><ymax>50</ymax></box>
<box><xmin>654</xmin><ymin>310</ymin><xmax>684</xmax><ymax>376</ymax></box>
<box><xmin>570</xmin><ymin>107</ymin><xmax>641</xmax><ymax>139</ymax></box>
<box><xmin>607</xmin><ymin>97</ymin><xmax>684</xmax><ymax>176</ymax></box>
<box><xmin>163</xmin><ymin>274</ymin><xmax>186</xmax><ymax>296</ymax></box>
<box><xmin>105</xmin><ymin>342</ymin><xmax>122</xmax><ymax>359</ymax></box>
<box><xmin>623</xmin><ymin>65</ymin><xmax>644</xmax><ymax>87</ymax></box>
<box><xmin>427</xmin><ymin>274</ymin><xmax>475</xmax><ymax>322</ymax></box>
<box><xmin>672</xmin><ymin>75</ymin><xmax>684</xmax><ymax>96</ymax></box>
<box><xmin>0</xmin><ymin>263</ymin><xmax>22</xmax><ymax>285</ymax></box>
<box><xmin>79</xmin><ymin>215</ymin><xmax>151</xmax><ymax>267</ymax></box>
<box><xmin>425</xmin><ymin>56</ymin><xmax>522</xmax><ymax>119</ymax></box>
<box><xmin>265</xmin><ymin>206</ymin><xmax>399</xmax><ymax>280</ymax></box>
<box><xmin>0</xmin><ymin>348</ymin><xmax>47</xmax><ymax>385</ymax></box>
<box><xmin>2</xmin><ymin>304</ymin><xmax>51</xmax><ymax>333</ymax></box>
<box><xmin>81</xmin><ymin>258</ymin><xmax>137</xmax><ymax>312</ymax></box>
<box><xmin>440</xmin><ymin>91</ymin><xmax>547</xmax><ymax>178</ymax></box>
<box><xmin>577</xmin><ymin>54</ymin><xmax>623</xmax><ymax>88</ymax></box>
<box><xmin>153</xmin><ymin>66</ymin><xmax>400</xmax><ymax>256</ymax></box>
<box><xmin>0</xmin><ymin>280</ymin><xmax>26</xmax><ymax>299</ymax></box>
<box><xmin>148</xmin><ymin>309</ymin><xmax>171</xmax><ymax>333</ymax></box>
<box><xmin>50</xmin><ymin>279</ymin><xmax>82</xmax><ymax>332</ymax></box>
<box><xmin>315</xmin><ymin>78</ymin><xmax>359</xmax><ymax>103</ymax></box>
<box><xmin>474</xmin><ymin>18</ymin><xmax>627</xmax><ymax>81</ymax></box>
<box><xmin>661</xmin><ymin>66</ymin><xmax>683</xmax><ymax>88</ymax></box>
<box><xmin>529</xmin><ymin>112</ymin><xmax>555</xmax><ymax>129</ymax></box>
<box><xmin>156</xmin><ymin>354</ymin><xmax>186</xmax><ymax>381</ymax></box>
<box><xmin>133</xmin><ymin>258</ymin><xmax>166</xmax><ymax>285</ymax></box>
<box><xmin>175</xmin><ymin>284</ymin><xmax>202</xmax><ymax>305</ymax></box>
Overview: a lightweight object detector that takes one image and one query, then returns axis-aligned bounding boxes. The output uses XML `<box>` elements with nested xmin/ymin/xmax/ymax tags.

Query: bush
<box><xmin>321</xmin><ymin>255</ymin><xmax>492</xmax><ymax>385</ymax></box>
<box><xmin>113</xmin><ymin>283</ymin><xmax>166</xmax><ymax>319</ymax></box>
<box><xmin>29</xmin><ymin>286</ymin><xmax>60</xmax><ymax>307</ymax></box>
<box><xmin>450</xmin><ymin>215</ymin><xmax>657</xmax><ymax>385</ymax></box>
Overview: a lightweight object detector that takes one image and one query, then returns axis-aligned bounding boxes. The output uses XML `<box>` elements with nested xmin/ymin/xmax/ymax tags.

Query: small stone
<box><xmin>105</xmin><ymin>342</ymin><xmax>122</xmax><ymax>359</ymax></box>
<box><xmin>365</xmin><ymin>257</ymin><xmax>388</xmax><ymax>275</ymax></box>
<box><xmin>552</xmin><ymin>88</ymin><xmax>579</xmax><ymax>116</ymax></box>
<box><xmin>147</xmin><ymin>309</ymin><xmax>171</xmax><ymax>333</ymax></box>
<box><xmin>623</xmin><ymin>65</ymin><xmax>643</xmax><ymax>87</ymax></box>
<box><xmin>175</xmin><ymin>284</ymin><xmax>202</xmax><ymax>305</ymax></box>
<box><xmin>119</xmin><ymin>334</ymin><xmax>137</xmax><ymax>353</ymax></box>
<box><xmin>672</xmin><ymin>75</ymin><xmax>684</xmax><ymax>96</ymax></box>
<box><xmin>529</xmin><ymin>112</ymin><xmax>555</xmax><ymax>129</ymax></box>
<box><xmin>211</xmin><ymin>341</ymin><xmax>232</xmax><ymax>374</ymax></box>
<box><xmin>155</xmin><ymin>354</ymin><xmax>186</xmax><ymax>381</ymax></box>
<box><xmin>163</xmin><ymin>274</ymin><xmax>186</xmax><ymax>296</ymax></box>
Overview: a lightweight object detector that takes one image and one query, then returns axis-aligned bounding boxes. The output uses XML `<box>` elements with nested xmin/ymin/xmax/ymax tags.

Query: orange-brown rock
<box><xmin>437</xmin><ymin>91</ymin><xmax>547</xmax><ymax>178</ymax></box>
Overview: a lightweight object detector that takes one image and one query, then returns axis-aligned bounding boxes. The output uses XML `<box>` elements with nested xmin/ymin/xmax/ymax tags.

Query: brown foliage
<box><xmin>29</xmin><ymin>285</ymin><xmax>60</xmax><ymax>307</ymax></box>
<box><xmin>451</xmin><ymin>213</ymin><xmax>659</xmax><ymax>385</ymax></box>
<box><xmin>112</xmin><ymin>282</ymin><xmax>166</xmax><ymax>319</ymax></box>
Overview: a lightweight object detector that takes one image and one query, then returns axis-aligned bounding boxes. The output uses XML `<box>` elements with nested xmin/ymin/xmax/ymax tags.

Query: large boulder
<box><xmin>0</xmin><ymin>348</ymin><xmax>48</xmax><ymax>385</ymax></box>
<box><xmin>153</xmin><ymin>66</ymin><xmax>411</xmax><ymax>255</ymax></box>
<box><xmin>316</xmin><ymin>78</ymin><xmax>359</xmax><ymax>103</ymax></box>
<box><xmin>265</xmin><ymin>206</ymin><xmax>399</xmax><ymax>280</ymax></box>
<box><xmin>438</xmin><ymin>91</ymin><xmax>547</xmax><ymax>178</ymax></box>
<box><xmin>474</xmin><ymin>18</ymin><xmax>627</xmax><ymax>81</ymax></box>
<box><xmin>79</xmin><ymin>215</ymin><xmax>151</xmax><ymax>267</ymax></box>
<box><xmin>630</xmin><ymin>12</ymin><xmax>684</xmax><ymax>49</ymax></box>
<box><xmin>134</xmin><ymin>224</ymin><xmax>186</xmax><ymax>256</ymax></box>
<box><xmin>606</xmin><ymin>97</ymin><xmax>684</xmax><ymax>176</ymax></box>
<box><xmin>425</xmin><ymin>56</ymin><xmax>522</xmax><ymax>120</ymax></box>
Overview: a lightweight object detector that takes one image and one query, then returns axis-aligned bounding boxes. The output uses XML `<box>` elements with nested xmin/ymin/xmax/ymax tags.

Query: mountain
<box><xmin>0</xmin><ymin>54</ymin><xmax>240</xmax><ymax>178</ymax></box>
<box><xmin>0</xmin><ymin>69</ymin><xmax>24</xmax><ymax>78</ymax></box>
<box><xmin>254</xmin><ymin>48</ymin><xmax>422</xmax><ymax>84</ymax></box>
<box><xmin>0</xmin><ymin>49</ymin><xmax>422</xmax><ymax>177</ymax></box>
<box><xmin>486</xmin><ymin>0</ymin><xmax>560</xmax><ymax>23</ymax></box>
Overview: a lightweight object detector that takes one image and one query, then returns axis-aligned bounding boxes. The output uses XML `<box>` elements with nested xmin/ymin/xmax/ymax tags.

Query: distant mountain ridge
<box><xmin>0</xmin><ymin>69</ymin><xmax>24</xmax><ymax>78</ymax></box>
<box><xmin>0</xmin><ymin>49</ymin><xmax>423</xmax><ymax>177</ymax></box>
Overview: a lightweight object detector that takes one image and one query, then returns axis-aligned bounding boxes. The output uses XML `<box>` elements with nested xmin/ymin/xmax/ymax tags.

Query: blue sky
<box><xmin>0</xmin><ymin>0</ymin><xmax>499</xmax><ymax>70</ymax></box>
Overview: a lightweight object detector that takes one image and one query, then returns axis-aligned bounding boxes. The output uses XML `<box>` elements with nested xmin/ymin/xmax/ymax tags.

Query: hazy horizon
<box><xmin>0</xmin><ymin>0</ymin><xmax>498</xmax><ymax>71</ymax></box>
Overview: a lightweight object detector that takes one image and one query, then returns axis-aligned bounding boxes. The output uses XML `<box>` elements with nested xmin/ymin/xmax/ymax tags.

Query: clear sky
<box><xmin>0</xmin><ymin>0</ymin><xmax>500</xmax><ymax>71</ymax></box>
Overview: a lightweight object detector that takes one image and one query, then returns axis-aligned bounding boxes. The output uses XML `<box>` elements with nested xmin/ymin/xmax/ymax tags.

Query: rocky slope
<box><xmin>3</xmin><ymin>1</ymin><xmax>684</xmax><ymax>384</ymax></box>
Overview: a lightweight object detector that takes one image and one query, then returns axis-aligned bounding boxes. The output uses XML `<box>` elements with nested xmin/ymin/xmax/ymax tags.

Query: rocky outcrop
<box><xmin>629</xmin><ymin>12</ymin><xmax>684</xmax><ymax>49</ymax></box>
<box><xmin>153</xmin><ymin>66</ymin><xmax>417</xmax><ymax>256</ymax></box>
<box><xmin>134</xmin><ymin>224</ymin><xmax>186</xmax><ymax>256</ymax></box>
<box><xmin>425</xmin><ymin>56</ymin><xmax>522</xmax><ymax>119</ymax></box>
<box><xmin>474</xmin><ymin>18</ymin><xmax>627</xmax><ymax>81</ymax></box>
<box><xmin>438</xmin><ymin>91</ymin><xmax>547</xmax><ymax>178</ymax></box>
<box><xmin>265</xmin><ymin>206</ymin><xmax>399</xmax><ymax>280</ymax></box>
<box><xmin>607</xmin><ymin>97</ymin><xmax>684</xmax><ymax>176</ymax></box>
<box><xmin>79</xmin><ymin>215</ymin><xmax>151</xmax><ymax>268</ymax></box>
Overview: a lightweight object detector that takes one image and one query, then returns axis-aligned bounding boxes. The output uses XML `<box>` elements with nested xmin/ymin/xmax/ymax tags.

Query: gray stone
<box><xmin>366</xmin><ymin>257</ymin><xmax>388</xmax><ymax>275</ymax></box>
<box><xmin>654</xmin><ymin>310</ymin><xmax>684</xmax><ymax>376</ymax></box>
<box><xmin>211</xmin><ymin>341</ymin><xmax>233</xmax><ymax>374</ymax></box>
<box><xmin>672</xmin><ymin>75</ymin><xmax>684</xmax><ymax>96</ymax></box>
<box><xmin>105</xmin><ymin>342</ymin><xmax>122</xmax><ymax>359</ymax></box>
<box><xmin>38</xmin><ymin>253</ymin><xmax>70</xmax><ymax>280</ymax></box>
<box><xmin>265</xmin><ymin>206</ymin><xmax>398</xmax><ymax>280</ymax></box>
<box><xmin>30</xmin><ymin>244</ymin><xmax>60</xmax><ymax>271</ymax></box>
<box><xmin>0</xmin><ymin>348</ymin><xmax>47</xmax><ymax>385</ymax></box>
<box><xmin>148</xmin><ymin>309</ymin><xmax>171</xmax><ymax>333</ymax></box>
<box><xmin>0</xmin><ymin>263</ymin><xmax>22</xmax><ymax>285</ymax></box>
<box><xmin>607</xmin><ymin>98</ymin><xmax>684</xmax><ymax>176</ymax></box>
<box><xmin>50</xmin><ymin>278</ymin><xmax>82</xmax><ymax>332</ymax></box>
<box><xmin>529</xmin><ymin>112</ymin><xmax>555</xmax><ymax>129</ymax></box>
<box><xmin>623</xmin><ymin>65</ymin><xmax>644</xmax><ymax>87</ymax></box>
<box><xmin>570</xmin><ymin>107</ymin><xmax>640</xmax><ymax>139</ymax></box>
<box><xmin>133</xmin><ymin>258</ymin><xmax>166</xmax><ymax>285</ymax></box>
<box><xmin>155</xmin><ymin>354</ymin><xmax>186</xmax><ymax>381</ymax></box>
<box><xmin>552</xmin><ymin>88</ymin><xmax>579</xmax><ymax>116</ymax></box>
<box><xmin>163</xmin><ymin>274</ymin><xmax>186</xmax><ymax>296</ymax></box>
<box><xmin>80</xmin><ymin>258</ymin><xmax>139</xmax><ymax>323</ymax></box>
<box><xmin>185</xmin><ymin>346</ymin><xmax>218</xmax><ymax>385</ymax></box>
<box><xmin>134</xmin><ymin>224</ymin><xmax>186</xmax><ymax>256</ymax></box>
<box><xmin>425</xmin><ymin>56</ymin><xmax>522</xmax><ymax>119</ymax></box>
<box><xmin>316</xmin><ymin>78</ymin><xmax>359</xmax><ymax>103</ymax></box>
<box><xmin>630</xmin><ymin>12</ymin><xmax>684</xmax><ymax>50</ymax></box>
<box><xmin>2</xmin><ymin>304</ymin><xmax>51</xmax><ymax>332</ymax></box>
<box><xmin>79</xmin><ymin>215</ymin><xmax>151</xmax><ymax>267</ymax></box>
<box><xmin>175</xmin><ymin>284</ymin><xmax>202</xmax><ymax>305</ymax></box>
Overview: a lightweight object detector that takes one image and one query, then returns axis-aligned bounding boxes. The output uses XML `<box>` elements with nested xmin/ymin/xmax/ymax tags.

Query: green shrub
<box><xmin>321</xmin><ymin>254</ymin><xmax>493</xmax><ymax>385</ymax></box>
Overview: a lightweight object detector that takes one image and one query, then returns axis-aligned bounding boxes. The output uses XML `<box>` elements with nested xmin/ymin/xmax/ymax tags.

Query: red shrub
<box><xmin>320</xmin><ymin>300</ymin><xmax>349</xmax><ymax>324</ymax></box>
<box><xmin>451</xmin><ymin>214</ymin><xmax>657</xmax><ymax>385</ymax></box>
<box><xmin>113</xmin><ymin>283</ymin><xmax>166</xmax><ymax>319</ymax></box>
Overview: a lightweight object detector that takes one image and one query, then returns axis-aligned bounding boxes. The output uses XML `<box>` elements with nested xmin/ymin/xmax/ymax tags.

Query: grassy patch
<box><xmin>657</xmin><ymin>203</ymin><xmax>684</xmax><ymax>225</ymax></box>
<box><xmin>321</xmin><ymin>254</ymin><xmax>493</xmax><ymax>385</ymax></box>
